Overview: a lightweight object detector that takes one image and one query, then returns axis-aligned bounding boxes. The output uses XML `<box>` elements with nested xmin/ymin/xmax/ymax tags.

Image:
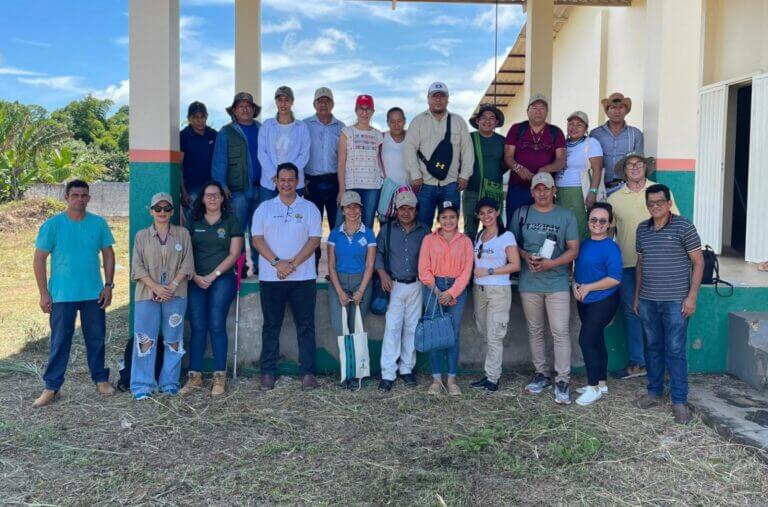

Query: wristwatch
<box><xmin>214</xmin><ymin>270</ymin><xmax>222</xmax><ymax>277</ymax></box>
<box><xmin>488</xmin><ymin>268</ymin><xmax>495</xmax><ymax>276</ymax></box>
<box><xmin>270</xmin><ymin>257</ymin><xmax>281</xmax><ymax>267</ymax></box>
<box><xmin>104</xmin><ymin>281</ymin><xmax>115</xmax><ymax>289</ymax></box>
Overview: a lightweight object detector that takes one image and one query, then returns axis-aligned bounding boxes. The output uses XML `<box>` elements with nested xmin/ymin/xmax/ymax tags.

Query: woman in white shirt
<box><xmin>382</xmin><ymin>107</ymin><xmax>408</xmax><ymax>186</ymax></box>
<box><xmin>337</xmin><ymin>94</ymin><xmax>384</xmax><ymax>228</ymax></box>
<box><xmin>470</xmin><ymin>197</ymin><xmax>521</xmax><ymax>392</ymax></box>
<box><xmin>556</xmin><ymin>111</ymin><xmax>604</xmax><ymax>238</ymax></box>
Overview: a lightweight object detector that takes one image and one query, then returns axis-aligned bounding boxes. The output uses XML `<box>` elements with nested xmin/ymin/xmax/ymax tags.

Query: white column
<box><xmin>235</xmin><ymin>0</ymin><xmax>262</xmax><ymax>114</ymax></box>
<box><xmin>524</xmin><ymin>0</ymin><xmax>554</xmax><ymax>114</ymax></box>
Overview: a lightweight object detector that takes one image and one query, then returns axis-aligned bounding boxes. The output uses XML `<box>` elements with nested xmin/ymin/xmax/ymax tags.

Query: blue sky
<box><xmin>0</xmin><ymin>0</ymin><xmax>525</xmax><ymax>129</ymax></box>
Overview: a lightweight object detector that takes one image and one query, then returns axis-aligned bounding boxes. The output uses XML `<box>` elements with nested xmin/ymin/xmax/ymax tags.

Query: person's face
<box><xmin>607</xmin><ymin>103</ymin><xmax>628</xmax><ymax>123</ymax></box>
<box><xmin>477</xmin><ymin>205</ymin><xmax>499</xmax><ymax>228</ymax></box>
<box><xmin>396</xmin><ymin>204</ymin><xmax>416</xmax><ymax>225</ymax></box>
<box><xmin>428</xmin><ymin>92</ymin><xmax>448</xmax><ymax>114</ymax></box>
<box><xmin>150</xmin><ymin>200</ymin><xmax>173</xmax><ymax>224</ymax></box>
<box><xmin>314</xmin><ymin>96</ymin><xmax>333</xmax><ymax>116</ymax></box>
<box><xmin>65</xmin><ymin>186</ymin><xmax>90</xmax><ymax>212</ymax></box>
<box><xmin>531</xmin><ymin>183</ymin><xmax>555</xmax><ymax>206</ymax></box>
<box><xmin>202</xmin><ymin>185</ymin><xmax>223</xmax><ymax>212</ymax></box>
<box><xmin>477</xmin><ymin>110</ymin><xmax>499</xmax><ymax>134</ymax></box>
<box><xmin>275</xmin><ymin>169</ymin><xmax>298</xmax><ymax>195</ymax></box>
<box><xmin>189</xmin><ymin>112</ymin><xmax>207</xmax><ymax>132</ymax></box>
<box><xmin>234</xmin><ymin>101</ymin><xmax>254</xmax><ymax>124</ymax></box>
<box><xmin>276</xmin><ymin>95</ymin><xmax>293</xmax><ymax>115</ymax></box>
<box><xmin>387</xmin><ymin>111</ymin><xmax>405</xmax><ymax>134</ymax></box>
<box><xmin>342</xmin><ymin>203</ymin><xmax>362</xmax><ymax>222</ymax></box>
<box><xmin>527</xmin><ymin>101</ymin><xmax>548</xmax><ymax>123</ymax></box>
<box><xmin>646</xmin><ymin>191</ymin><xmax>672</xmax><ymax>220</ymax></box>
<box><xmin>438</xmin><ymin>209</ymin><xmax>458</xmax><ymax>232</ymax></box>
<box><xmin>588</xmin><ymin>208</ymin><xmax>610</xmax><ymax>236</ymax></box>
<box><xmin>356</xmin><ymin>105</ymin><xmax>373</xmax><ymax>122</ymax></box>
<box><xmin>567</xmin><ymin>118</ymin><xmax>587</xmax><ymax>139</ymax></box>
<box><xmin>624</xmin><ymin>156</ymin><xmax>647</xmax><ymax>183</ymax></box>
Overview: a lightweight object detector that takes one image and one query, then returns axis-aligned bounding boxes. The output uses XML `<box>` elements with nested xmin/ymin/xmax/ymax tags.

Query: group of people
<box><xmin>31</xmin><ymin>83</ymin><xmax>704</xmax><ymax>424</ymax></box>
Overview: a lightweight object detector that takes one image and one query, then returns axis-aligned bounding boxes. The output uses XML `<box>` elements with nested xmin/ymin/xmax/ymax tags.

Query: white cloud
<box><xmin>473</xmin><ymin>5</ymin><xmax>525</xmax><ymax>32</ymax></box>
<box><xmin>263</xmin><ymin>18</ymin><xmax>302</xmax><ymax>34</ymax></box>
<box><xmin>357</xmin><ymin>3</ymin><xmax>419</xmax><ymax>25</ymax></box>
<box><xmin>262</xmin><ymin>0</ymin><xmax>341</xmax><ymax>19</ymax></box>
<box><xmin>18</xmin><ymin>75</ymin><xmax>86</xmax><ymax>94</ymax></box>
<box><xmin>399</xmin><ymin>38</ymin><xmax>463</xmax><ymax>58</ymax></box>
<box><xmin>471</xmin><ymin>45</ymin><xmax>514</xmax><ymax>86</ymax></box>
<box><xmin>93</xmin><ymin>80</ymin><xmax>130</xmax><ymax>104</ymax></box>
<box><xmin>12</xmin><ymin>37</ymin><xmax>52</xmax><ymax>48</ymax></box>
<box><xmin>282</xmin><ymin>28</ymin><xmax>356</xmax><ymax>57</ymax></box>
<box><xmin>429</xmin><ymin>15</ymin><xmax>466</xmax><ymax>27</ymax></box>
<box><xmin>180</xmin><ymin>15</ymin><xmax>205</xmax><ymax>40</ymax></box>
<box><xmin>182</xmin><ymin>0</ymin><xmax>233</xmax><ymax>5</ymax></box>
<box><xmin>113</xmin><ymin>36</ymin><xmax>129</xmax><ymax>46</ymax></box>
<box><xmin>0</xmin><ymin>66</ymin><xmax>43</xmax><ymax>76</ymax></box>
<box><xmin>262</xmin><ymin>0</ymin><xmax>418</xmax><ymax>24</ymax></box>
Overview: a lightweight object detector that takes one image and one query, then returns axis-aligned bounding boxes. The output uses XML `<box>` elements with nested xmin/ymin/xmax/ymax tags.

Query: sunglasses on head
<box><xmin>152</xmin><ymin>205</ymin><xmax>173</xmax><ymax>213</ymax></box>
<box><xmin>589</xmin><ymin>217</ymin><xmax>609</xmax><ymax>225</ymax></box>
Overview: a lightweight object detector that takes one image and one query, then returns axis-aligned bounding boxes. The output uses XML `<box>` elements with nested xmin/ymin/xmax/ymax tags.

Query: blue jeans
<box><xmin>131</xmin><ymin>297</ymin><xmax>187</xmax><ymax>396</ymax></box>
<box><xmin>187</xmin><ymin>273</ymin><xmax>237</xmax><ymax>372</ymax></box>
<box><xmin>417</xmin><ymin>182</ymin><xmax>459</xmax><ymax>228</ymax></box>
<box><xmin>637</xmin><ymin>299</ymin><xmax>689</xmax><ymax>403</ymax></box>
<box><xmin>335</xmin><ymin>188</ymin><xmax>380</xmax><ymax>229</ymax></box>
<box><xmin>424</xmin><ymin>277</ymin><xmax>467</xmax><ymax>377</ymax></box>
<box><xmin>44</xmin><ymin>300</ymin><xmax>109</xmax><ymax>391</ymax></box>
<box><xmin>306</xmin><ymin>174</ymin><xmax>339</xmax><ymax>266</ymax></box>
<box><xmin>505</xmin><ymin>185</ymin><xmax>534</xmax><ymax>229</ymax></box>
<box><xmin>230</xmin><ymin>190</ymin><xmax>260</xmax><ymax>268</ymax></box>
<box><xmin>619</xmin><ymin>267</ymin><xmax>646</xmax><ymax>367</ymax></box>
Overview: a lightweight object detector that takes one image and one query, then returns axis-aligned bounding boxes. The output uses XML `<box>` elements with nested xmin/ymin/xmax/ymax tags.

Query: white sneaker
<box><xmin>575</xmin><ymin>387</ymin><xmax>603</xmax><ymax>406</ymax></box>
<box><xmin>576</xmin><ymin>384</ymin><xmax>608</xmax><ymax>395</ymax></box>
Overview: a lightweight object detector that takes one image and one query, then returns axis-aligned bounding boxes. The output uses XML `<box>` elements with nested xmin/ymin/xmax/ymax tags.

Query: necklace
<box><xmin>530</xmin><ymin>127</ymin><xmax>545</xmax><ymax>151</ymax></box>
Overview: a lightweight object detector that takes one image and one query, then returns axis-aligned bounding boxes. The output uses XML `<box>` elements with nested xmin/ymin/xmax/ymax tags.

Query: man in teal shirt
<box><xmin>32</xmin><ymin>180</ymin><xmax>116</xmax><ymax>407</ymax></box>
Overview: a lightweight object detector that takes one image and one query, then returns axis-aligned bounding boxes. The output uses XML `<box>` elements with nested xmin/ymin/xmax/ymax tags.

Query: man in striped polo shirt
<box><xmin>632</xmin><ymin>184</ymin><xmax>704</xmax><ymax>425</ymax></box>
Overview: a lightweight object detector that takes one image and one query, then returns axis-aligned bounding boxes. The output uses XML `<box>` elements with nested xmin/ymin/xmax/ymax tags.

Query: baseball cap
<box><xmin>274</xmin><ymin>86</ymin><xmax>294</xmax><ymax>101</ymax></box>
<box><xmin>474</xmin><ymin>196</ymin><xmax>501</xmax><ymax>213</ymax></box>
<box><xmin>355</xmin><ymin>94</ymin><xmax>374</xmax><ymax>109</ymax></box>
<box><xmin>187</xmin><ymin>101</ymin><xmax>207</xmax><ymax>117</ymax></box>
<box><xmin>340</xmin><ymin>191</ymin><xmax>362</xmax><ymax>208</ymax></box>
<box><xmin>567</xmin><ymin>110</ymin><xmax>589</xmax><ymax>127</ymax></box>
<box><xmin>437</xmin><ymin>199</ymin><xmax>459</xmax><ymax>215</ymax></box>
<box><xmin>150</xmin><ymin>192</ymin><xmax>174</xmax><ymax>207</ymax></box>
<box><xmin>395</xmin><ymin>190</ymin><xmax>418</xmax><ymax>208</ymax></box>
<box><xmin>530</xmin><ymin>172</ymin><xmax>555</xmax><ymax>189</ymax></box>
<box><xmin>428</xmin><ymin>82</ymin><xmax>449</xmax><ymax>97</ymax></box>
<box><xmin>314</xmin><ymin>87</ymin><xmax>334</xmax><ymax>102</ymax></box>
<box><xmin>527</xmin><ymin>93</ymin><xmax>549</xmax><ymax>109</ymax></box>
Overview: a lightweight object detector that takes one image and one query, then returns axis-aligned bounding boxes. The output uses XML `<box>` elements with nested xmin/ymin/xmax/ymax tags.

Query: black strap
<box><xmin>383</xmin><ymin>221</ymin><xmax>393</xmax><ymax>273</ymax></box>
<box><xmin>515</xmin><ymin>205</ymin><xmax>529</xmax><ymax>247</ymax></box>
<box><xmin>516</xmin><ymin>120</ymin><xmax>560</xmax><ymax>143</ymax></box>
<box><xmin>711</xmin><ymin>251</ymin><xmax>734</xmax><ymax>297</ymax></box>
<box><xmin>417</xmin><ymin>113</ymin><xmax>451</xmax><ymax>167</ymax></box>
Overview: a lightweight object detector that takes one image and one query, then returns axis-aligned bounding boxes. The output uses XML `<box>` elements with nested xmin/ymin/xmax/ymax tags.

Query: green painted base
<box><xmin>655</xmin><ymin>171</ymin><xmax>694</xmax><ymax>219</ymax></box>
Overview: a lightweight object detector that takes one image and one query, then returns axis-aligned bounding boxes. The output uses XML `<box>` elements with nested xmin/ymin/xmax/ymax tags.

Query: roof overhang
<box><xmin>360</xmin><ymin>0</ymin><xmax>631</xmax><ymax>6</ymax></box>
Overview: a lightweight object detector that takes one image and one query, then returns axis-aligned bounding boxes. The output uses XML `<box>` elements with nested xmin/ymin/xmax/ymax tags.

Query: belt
<box><xmin>393</xmin><ymin>277</ymin><xmax>418</xmax><ymax>284</ymax></box>
<box><xmin>306</xmin><ymin>173</ymin><xmax>337</xmax><ymax>181</ymax></box>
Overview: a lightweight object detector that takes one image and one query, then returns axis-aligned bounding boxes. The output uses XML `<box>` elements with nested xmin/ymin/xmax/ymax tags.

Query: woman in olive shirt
<box><xmin>182</xmin><ymin>181</ymin><xmax>244</xmax><ymax>396</ymax></box>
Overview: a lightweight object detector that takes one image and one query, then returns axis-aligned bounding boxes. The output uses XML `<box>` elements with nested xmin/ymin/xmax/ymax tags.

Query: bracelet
<box><xmin>171</xmin><ymin>280</ymin><xmax>179</xmax><ymax>287</ymax></box>
<box><xmin>513</xmin><ymin>164</ymin><xmax>521</xmax><ymax>174</ymax></box>
<box><xmin>589</xmin><ymin>188</ymin><xmax>598</xmax><ymax>194</ymax></box>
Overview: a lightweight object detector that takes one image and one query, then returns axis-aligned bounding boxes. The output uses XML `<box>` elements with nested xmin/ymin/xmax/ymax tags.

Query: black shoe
<box><xmin>378</xmin><ymin>379</ymin><xmax>394</xmax><ymax>391</ymax></box>
<box><xmin>240</xmin><ymin>267</ymin><xmax>249</xmax><ymax>280</ymax></box>
<box><xmin>400</xmin><ymin>373</ymin><xmax>418</xmax><ymax>386</ymax></box>
<box><xmin>471</xmin><ymin>377</ymin><xmax>499</xmax><ymax>392</ymax></box>
<box><xmin>342</xmin><ymin>379</ymin><xmax>353</xmax><ymax>390</ymax></box>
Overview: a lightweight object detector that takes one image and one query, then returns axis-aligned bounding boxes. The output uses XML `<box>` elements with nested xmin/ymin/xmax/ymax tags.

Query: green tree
<box><xmin>51</xmin><ymin>95</ymin><xmax>113</xmax><ymax>145</ymax></box>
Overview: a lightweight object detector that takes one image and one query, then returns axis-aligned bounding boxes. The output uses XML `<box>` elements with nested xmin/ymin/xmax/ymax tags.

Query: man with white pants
<box><xmin>375</xmin><ymin>191</ymin><xmax>429</xmax><ymax>391</ymax></box>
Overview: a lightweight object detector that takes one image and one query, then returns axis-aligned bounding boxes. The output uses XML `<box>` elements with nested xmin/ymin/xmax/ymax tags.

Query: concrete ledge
<box><xmin>24</xmin><ymin>182</ymin><xmax>129</xmax><ymax>217</ymax></box>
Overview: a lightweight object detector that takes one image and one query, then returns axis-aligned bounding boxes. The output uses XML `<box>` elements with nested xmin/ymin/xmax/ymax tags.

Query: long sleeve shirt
<box><xmin>375</xmin><ymin>220</ymin><xmax>429</xmax><ymax>279</ymax></box>
<box><xmin>304</xmin><ymin>115</ymin><xmax>345</xmax><ymax>176</ymax></box>
<box><xmin>589</xmin><ymin>122</ymin><xmax>644</xmax><ymax>182</ymax></box>
<box><xmin>418</xmin><ymin>230</ymin><xmax>474</xmax><ymax>298</ymax></box>
<box><xmin>257</xmin><ymin>117</ymin><xmax>311</xmax><ymax>190</ymax></box>
<box><xmin>404</xmin><ymin>110</ymin><xmax>475</xmax><ymax>186</ymax></box>
<box><xmin>132</xmin><ymin>224</ymin><xmax>195</xmax><ymax>302</ymax></box>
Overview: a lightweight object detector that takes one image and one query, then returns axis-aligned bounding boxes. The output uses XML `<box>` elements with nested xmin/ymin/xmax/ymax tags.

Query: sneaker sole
<box><xmin>555</xmin><ymin>398</ymin><xmax>572</xmax><ymax>405</ymax></box>
<box><xmin>575</xmin><ymin>397</ymin><xmax>598</xmax><ymax>406</ymax></box>
<box><xmin>525</xmin><ymin>385</ymin><xmax>552</xmax><ymax>394</ymax></box>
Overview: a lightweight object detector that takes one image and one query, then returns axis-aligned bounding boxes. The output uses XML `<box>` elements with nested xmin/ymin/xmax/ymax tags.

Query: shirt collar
<box><xmin>433</xmin><ymin>229</ymin><xmax>464</xmax><ymax>244</ymax></box>
<box><xmin>647</xmin><ymin>212</ymin><xmax>675</xmax><ymax>230</ymax></box>
<box><xmin>337</xmin><ymin>222</ymin><xmax>366</xmax><ymax>234</ymax></box>
<box><xmin>397</xmin><ymin>220</ymin><xmax>426</xmax><ymax>233</ymax></box>
<box><xmin>602</xmin><ymin>121</ymin><xmax>628</xmax><ymax>135</ymax></box>
<box><xmin>308</xmin><ymin>114</ymin><xmax>339</xmax><ymax>126</ymax></box>
<box><xmin>151</xmin><ymin>224</ymin><xmax>177</xmax><ymax>238</ymax></box>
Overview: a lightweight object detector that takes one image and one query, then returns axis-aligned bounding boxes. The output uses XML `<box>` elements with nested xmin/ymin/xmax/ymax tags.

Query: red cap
<box><xmin>355</xmin><ymin>95</ymin><xmax>374</xmax><ymax>109</ymax></box>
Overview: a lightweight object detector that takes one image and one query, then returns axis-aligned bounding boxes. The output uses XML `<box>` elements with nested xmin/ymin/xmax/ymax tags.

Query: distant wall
<box><xmin>24</xmin><ymin>182</ymin><xmax>129</xmax><ymax>217</ymax></box>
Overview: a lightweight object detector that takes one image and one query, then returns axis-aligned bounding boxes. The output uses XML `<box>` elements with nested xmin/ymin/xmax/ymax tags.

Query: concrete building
<box><xmin>129</xmin><ymin>0</ymin><xmax>768</xmax><ymax>376</ymax></box>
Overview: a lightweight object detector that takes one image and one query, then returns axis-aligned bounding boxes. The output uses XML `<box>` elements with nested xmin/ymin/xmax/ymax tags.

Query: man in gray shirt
<box><xmin>375</xmin><ymin>190</ymin><xmax>429</xmax><ymax>391</ymax></box>
<box><xmin>590</xmin><ymin>92</ymin><xmax>643</xmax><ymax>195</ymax></box>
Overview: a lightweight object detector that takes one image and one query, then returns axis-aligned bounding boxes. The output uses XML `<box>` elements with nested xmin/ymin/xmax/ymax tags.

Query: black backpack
<box><xmin>117</xmin><ymin>336</ymin><xmax>166</xmax><ymax>391</ymax></box>
<box><xmin>515</xmin><ymin>120</ymin><xmax>562</xmax><ymax>146</ymax></box>
<box><xmin>701</xmin><ymin>245</ymin><xmax>733</xmax><ymax>297</ymax></box>
<box><xmin>417</xmin><ymin>113</ymin><xmax>452</xmax><ymax>181</ymax></box>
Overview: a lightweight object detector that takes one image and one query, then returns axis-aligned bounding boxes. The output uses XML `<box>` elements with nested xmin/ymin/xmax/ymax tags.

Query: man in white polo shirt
<box><xmin>252</xmin><ymin>162</ymin><xmax>322</xmax><ymax>391</ymax></box>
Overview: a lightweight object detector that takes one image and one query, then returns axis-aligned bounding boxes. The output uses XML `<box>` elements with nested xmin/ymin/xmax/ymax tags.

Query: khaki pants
<box><xmin>520</xmin><ymin>291</ymin><xmax>571</xmax><ymax>383</ymax></box>
<box><xmin>473</xmin><ymin>284</ymin><xmax>512</xmax><ymax>383</ymax></box>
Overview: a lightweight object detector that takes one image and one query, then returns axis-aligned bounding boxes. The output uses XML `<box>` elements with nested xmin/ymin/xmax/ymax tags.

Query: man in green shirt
<box><xmin>32</xmin><ymin>180</ymin><xmax>116</xmax><ymax>408</ymax></box>
<box><xmin>463</xmin><ymin>104</ymin><xmax>506</xmax><ymax>239</ymax></box>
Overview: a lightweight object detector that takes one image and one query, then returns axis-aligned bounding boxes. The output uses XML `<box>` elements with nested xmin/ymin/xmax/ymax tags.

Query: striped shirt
<box><xmin>635</xmin><ymin>214</ymin><xmax>701</xmax><ymax>301</ymax></box>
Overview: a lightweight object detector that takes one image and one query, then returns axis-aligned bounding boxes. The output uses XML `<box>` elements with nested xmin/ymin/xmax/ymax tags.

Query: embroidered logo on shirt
<box><xmin>358</xmin><ymin>237</ymin><xmax>368</xmax><ymax>247</ymax></box>
<box><xmin>217</xmin><ymin>228</ymin><xmax>226</xmax><ymax>239</ymax></box>
<box><xmin>175</xmin><ymin>243</ymin><xmax>183</xmax><ymax>252</ymax></box>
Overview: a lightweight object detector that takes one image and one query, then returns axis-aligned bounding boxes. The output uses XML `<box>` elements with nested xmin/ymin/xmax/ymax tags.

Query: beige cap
<box><xmin>151</xmin><ymin>192</ymin><xmax>174</xmax><ymax>207</ymax></box>
<box><xmin>395</xmin><ymin>190</ymin><xmax>418</xmax><ymax>208</ymax></box>
<box><xmin>527</xmin><ymin>93</ymin><xmax>549</xmax><ymax>109</ymax></box>
<box><xmin>314</xmin><ymin>87</ymin><xmax>334</xmax><ymax>102</ymax></box>
<box><xmin>530</xmin><ymin>172</ymin><xmax>555</xmax><ymax>189</ymax></box>
<box><xmin>340</xmin><ymin>191</ymin><xmax>362</xmax><ymax>208</ymax></box>
<box><xmin>567</xmin><ymin>110</ymin><xmax>589</xmax><ymax>127</ymax></box>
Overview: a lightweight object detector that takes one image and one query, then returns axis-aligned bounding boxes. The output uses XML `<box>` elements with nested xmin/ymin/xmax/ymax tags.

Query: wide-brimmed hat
<box><xmin>470</xmin><ymin>104</ymin><xmax>505</xmax><ymax>129</ymax></box>
<box><xmin>226</xmin><ymin>92</ymin><xmax>261</xmax><ymax>118</ymax></box>
<box><xmin>601</xmin><ymin>92</ymin><xmax>632</xmax><ymax>113</ymax></box>
<box><xmin>614</xmin><ymin>152</ymin><xmax>656</xmax><ymax>180</ymax></box>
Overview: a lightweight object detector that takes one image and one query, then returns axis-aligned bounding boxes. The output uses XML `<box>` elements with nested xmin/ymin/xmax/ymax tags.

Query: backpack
<box><xmin>515</xmin><ymin>120</ymin><xmax>562</xmax><ymax>145</ymax></box>
<box><xmin>701</xmin><ymin>245</ymin><xmax>733</xmax><ymax>297</ymax></box>
<box><xmin>417</xmin><ymin>114</ymin><xmax>452</xmax><ymax>181</ymax></box>
<box><xmin>117</xmin><ymin>336</ymin><xmax>166</xmax><ymax>391</ymax></box>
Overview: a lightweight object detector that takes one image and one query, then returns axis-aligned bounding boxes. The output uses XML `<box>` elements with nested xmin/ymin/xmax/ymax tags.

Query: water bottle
<box><xmin>538</xmin><ymin>234</ymin><xmax>558</xmax><ymax>259</ymax></box>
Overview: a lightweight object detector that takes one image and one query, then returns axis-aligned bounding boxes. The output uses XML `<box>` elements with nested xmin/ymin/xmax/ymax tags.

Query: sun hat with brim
<box><xmin>601</xmin><ymin>92</ymin><xmax>632</xmax><ymax>114</ymax></box>
<box><xmin>226</xmin><ymin>92</ymin><xmax>261</xmax><ymax>118</ymax></box>
<box><xmin>614</xmin><ymin>152</ymin><xmax>656</xmax><ymax>180</ymax></box>
<box><xmin>475</xmin><ymin>196</ymin><xmax>501</xmax><ymax>213</ymax></box>
<box><xmin>340</xmin><ymin>191</ymin><xmax>362</xmax><ymax>208</ymax></box>
<box><xmin>470</xmin><ymin>104</ymin><xmax>505</xmax><ymax>129</ymax></box>
<box><xmin>567</xmin><ymin>110</ymin><xmax>589</xmax><ymax>127</ymax></box>
<box><xmin>151</xmin><ymin>192</ymin><xmax>174</xmax><ymax>207</ymax></box>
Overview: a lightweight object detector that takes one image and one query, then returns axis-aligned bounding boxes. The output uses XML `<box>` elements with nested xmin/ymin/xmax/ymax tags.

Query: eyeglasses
<box><xmin>626</xmin><ymin>162</ymin><xmax>646</xmax><ymax>169</ymax></box>
<box><xmin>203</xmin><ymin>193</ymin><xmax>222</xmax><ymax>200</ymax></box>
<box><xmin>589</xmin><ymin>217</ymin><xmax>609</xmax><ymax>225</ymax></box>
<box><xmin>646</xmin><ymin>199</ymin><xmax>668</xmax><ymax>208</ymax></box>
<box><xmin>152</xmin><ymin>205</ymin><xmax>173</xmax><ymax>213</ymax></box>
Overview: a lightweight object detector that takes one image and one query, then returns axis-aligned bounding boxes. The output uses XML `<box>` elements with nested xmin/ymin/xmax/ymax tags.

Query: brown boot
<box><xmin>672</xmin><ymin>403</ymin><xmax>692</xmax><ymax>425</ymax></box>
<box><xmin>635</xmin><ymin>393</ymin><xmax>663</xmax><ymax>409</ymax></box>
<box><xmin>96</xmin><ymin>381</ymin><xmax>114</xmax><ymax>396</ymax></box>
<box><xmin>211</xmin><ymin>371</ymin><xmax>227</xmax><ymax>396</ymax></box>
<box><xmin>260</xmin><ymin>374</ymin><xmax>275</xmax><ymax>391</ymax></box>
<box><xmin>301</xmin><ymin>374</ymin><xmax>318</xmax><ymax>391</ymax></box>
<box><xmin>179</xmin><ymin>371</ymin><xmax>203</xmax><ymax>395</ymax></box>
<box><xmin>32</xmin><ymin>389</ymin><xmax>60</xmax><ymax>408</ymax></box>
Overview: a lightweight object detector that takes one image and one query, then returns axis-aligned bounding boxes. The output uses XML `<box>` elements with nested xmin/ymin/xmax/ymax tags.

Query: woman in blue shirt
<box><xmin>573</xmin><ymin>202</ymin><xmax>622</xmax><ymax>406</ymax></box>
<box><xmin>327</xmin><ymin>191</ymin><xmax>377</xmax><ymax>387</ymax></box>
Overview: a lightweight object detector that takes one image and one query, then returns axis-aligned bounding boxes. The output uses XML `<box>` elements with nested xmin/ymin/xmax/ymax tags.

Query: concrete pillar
<box><xmin>524</xmin><ymin>0</ymin><xmax>554</xmax><ymax>115</ymax></box>
<box><xmin>642</xmin><ymin>0</ymin><xmax>703</xmax><ymax>217</ymax></box>
<box><xmin>235</xmin><ymin>0</ymin><xmax>262</xmax><ymax>115</ymax></box>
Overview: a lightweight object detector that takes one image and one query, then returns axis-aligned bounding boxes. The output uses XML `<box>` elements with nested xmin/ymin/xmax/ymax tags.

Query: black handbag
<box><xmin>701</xmin><ymin>245</ymin><xmax>733</xmax><ymax>297</ymax></box>
<box><xmin>417</xmin><ymin>113</ymin><xmax>453</xmax><ymax>181</ymax></box>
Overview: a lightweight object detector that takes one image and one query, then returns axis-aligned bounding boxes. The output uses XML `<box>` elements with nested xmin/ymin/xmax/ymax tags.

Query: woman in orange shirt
<box><xmin>418</xmin><ymin>201</ymin><xmax>474</xmax><ymax>396</ymax></box>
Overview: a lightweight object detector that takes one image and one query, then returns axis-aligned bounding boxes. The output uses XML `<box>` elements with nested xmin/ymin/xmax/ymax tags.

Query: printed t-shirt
<box><xmin>343</xmin><ymin>126</ymin><xmax>384</xmax><ymax>189</ymax></box>
<box><xmin>473</xmin><ymin>230</ymin><xmax>517</xmax><ymax>286</ymax></box>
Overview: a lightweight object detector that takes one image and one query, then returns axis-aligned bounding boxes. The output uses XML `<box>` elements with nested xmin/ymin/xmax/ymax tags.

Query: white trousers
<box><xmin>380</xmin><ymin>281</ymin><xmax>423</xmax><ymax>381</ymax></box>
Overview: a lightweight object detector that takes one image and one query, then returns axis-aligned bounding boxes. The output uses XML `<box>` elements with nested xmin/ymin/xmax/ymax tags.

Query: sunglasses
<box><xmin>477</xmin><ymin>243</ymin><xmax>484</xmax><ymax>259</ymax></box>
<box><xmin>152</xmin><ymin>205</ymin><xmax>173</xmax><ymax>213</ymax></box>
<box><xmin>646</xmin><ymin>199</ymin><xmax>668</xmax><ymax>208</ymax></box>
<box><xmin>589</xmin><ymin>217</ymin><xmax>609</xmax><ymax>225</ymax></box>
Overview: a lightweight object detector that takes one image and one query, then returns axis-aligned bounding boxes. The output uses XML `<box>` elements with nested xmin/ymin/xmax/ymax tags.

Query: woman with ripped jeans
<box><xmin>130</xmin><ymin>192</ymin><xmax>195</xmax><ymax>400</ymax></box>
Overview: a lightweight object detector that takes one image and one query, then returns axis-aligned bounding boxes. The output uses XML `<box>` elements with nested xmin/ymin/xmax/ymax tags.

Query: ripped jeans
<box><xmin>131</xmin><ymin>297</ymin><xmax>187</xmax><ymax>396</ymax></box>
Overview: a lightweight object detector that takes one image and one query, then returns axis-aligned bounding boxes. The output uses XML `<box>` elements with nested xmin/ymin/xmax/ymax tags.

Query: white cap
<box><xmin>428</xmin><ymin>82</ymin><xmax>449</xmax><ymax>97</ymax></box>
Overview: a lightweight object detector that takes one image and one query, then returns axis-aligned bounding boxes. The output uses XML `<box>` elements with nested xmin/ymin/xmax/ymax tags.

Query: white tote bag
<box><xmin>337</xmin><ymin>305</ymin><xmax>370</xmax><ymax>385</ymax></box>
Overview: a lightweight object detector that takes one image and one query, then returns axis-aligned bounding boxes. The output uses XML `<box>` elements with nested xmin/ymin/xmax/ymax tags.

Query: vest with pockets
<box><xmin>224</xmin><ymin>124</ymin><xmax>250</xmax><ymax>192</ymax></box>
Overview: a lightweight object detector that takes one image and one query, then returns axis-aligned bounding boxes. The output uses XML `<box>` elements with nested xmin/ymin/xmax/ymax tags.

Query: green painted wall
<box><xmin>655</xmin><ymin>171</ymin><xmax>695</xmax><ymax>219</ymax></box>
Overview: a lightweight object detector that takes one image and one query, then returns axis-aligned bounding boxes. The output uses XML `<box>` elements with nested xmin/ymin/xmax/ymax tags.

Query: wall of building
<box><xmin>24</xmin><ymin>182</ymin><xmax>130</xmax><ymax>217</ymax></box>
